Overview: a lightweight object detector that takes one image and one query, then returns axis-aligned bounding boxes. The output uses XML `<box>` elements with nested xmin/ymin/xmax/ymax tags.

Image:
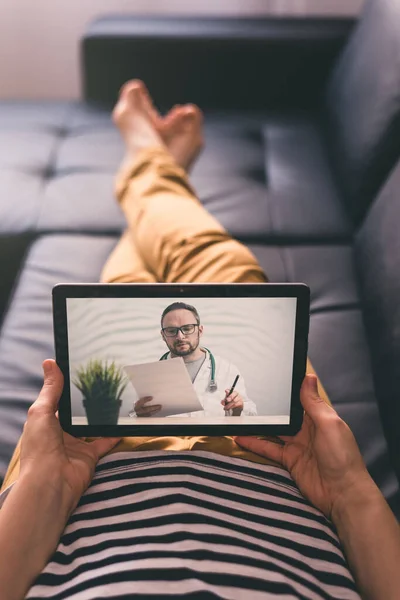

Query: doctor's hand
<box><xmin>20</xmin><ymin>359</ymin><xmax>121</xmax><ymax>516</ymax></box>
<box><xmin>234</xmin><ymin>374</ymin><xmax>372</xmax><ymax>521</ymax></box>
<box><xmin>135</xmin><ymin>396</ymin><xmax>162</xmax><ymax>417</ymax></box>
<box><xmin>222</xmin><ymin>390</ymin><xmax>244</xmax><ymax>416</ymax></box>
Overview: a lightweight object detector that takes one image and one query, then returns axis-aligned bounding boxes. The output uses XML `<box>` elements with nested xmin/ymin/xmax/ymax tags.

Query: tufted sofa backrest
<box><xmin>82</xmin><ymin>16</ymin><xmax>352</xmax><ymax>112</ymax></box>
<box><xmin>324</xmin><ymin>0</ymin><xmax>400</xmax><ymax>226</ymax></box>
<box><xmin>354</xmin><ymin>159</ymin><xmax>400</xmax><ymax>482</ymax></box>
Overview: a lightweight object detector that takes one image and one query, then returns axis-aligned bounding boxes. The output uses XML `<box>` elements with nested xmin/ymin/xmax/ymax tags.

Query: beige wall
<box><xmin>0</xmin><ymin>0</ymin><xmax>363</xmax><ymax>100</ymax></box>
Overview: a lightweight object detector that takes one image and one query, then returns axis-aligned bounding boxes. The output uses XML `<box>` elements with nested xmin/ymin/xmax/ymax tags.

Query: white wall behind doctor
<box><xmin>67</xmin><ymin>296</ymin><xmax>297</xmax><ymax>417</ymax></box>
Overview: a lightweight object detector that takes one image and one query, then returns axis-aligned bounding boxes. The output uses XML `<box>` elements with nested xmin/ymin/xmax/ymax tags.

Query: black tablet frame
<box><xmin>53</xmin><ymin>282</ymin><xmax>309</xmax><ymax>438</ymax></box>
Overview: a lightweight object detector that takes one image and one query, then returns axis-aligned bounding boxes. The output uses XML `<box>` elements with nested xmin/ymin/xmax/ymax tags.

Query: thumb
<box><xmin>300</xmin><ymin>374</ymin><xmax>333</xmax><ymax>420</ymax></box>
<box><xmin>36</xmin><ymin>359</ymin><xmax>64</xmax><ymax>413</ymax></box>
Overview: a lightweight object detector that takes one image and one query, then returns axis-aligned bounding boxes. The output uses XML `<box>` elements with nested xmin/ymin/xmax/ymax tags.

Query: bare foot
<box><xmin>112</xmin><ymin>80</ymin><xmax>165</xmax><ymax>160</ymax></box>
<box><xmin>160</xmin><ymin>103</ymin><xmax>203</xmax><ymax>172</ymax></box>
<box><xmin>113</xmin><ymin>80</ymin><xmax>203</xmax><ymax>172</ymax></box>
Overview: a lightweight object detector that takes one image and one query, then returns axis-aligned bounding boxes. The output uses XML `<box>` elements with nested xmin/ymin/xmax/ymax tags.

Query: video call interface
<box><xmin>66</xmin><ymin>296</ymin><xmax>297</xmax><ymax>426</ymax></box>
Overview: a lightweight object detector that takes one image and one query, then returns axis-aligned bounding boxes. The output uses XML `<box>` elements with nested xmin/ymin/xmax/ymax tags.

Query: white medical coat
<box><xmin>166</xmin><ymin>349</ymin><xmax>258</xmax><ymax>417</ymax></box>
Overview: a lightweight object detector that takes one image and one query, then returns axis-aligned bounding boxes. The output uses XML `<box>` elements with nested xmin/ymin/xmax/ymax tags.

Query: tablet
<box><xmin>53</xmin><ymin>283</ymin><xmax>309</xmax><ymax>438</ymax></box>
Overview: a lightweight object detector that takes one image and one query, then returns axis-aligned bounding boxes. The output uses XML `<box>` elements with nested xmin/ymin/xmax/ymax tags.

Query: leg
<box><xmin>116</xmin><ymin>146</ymin><xmax>267</xmax><ymax>284</ymax></box>
<box><xmin>101</xmin><ymin>80</ymin><xmax>206</xmax><ymax>285</ymax></box>
<box><xmin>112</xmin><ymin>80</ymin><xmax>266</xmax><ymax>285</ymax></box>
<box><xmin>100</xmin><ymin>229</ymin><xmax>157</xmax><ymax>284</ymax></box>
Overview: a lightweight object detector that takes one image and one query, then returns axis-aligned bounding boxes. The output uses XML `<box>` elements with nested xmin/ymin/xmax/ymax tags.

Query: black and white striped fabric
<box><xmin>22</xmin><ymin>450</ymin><xmax>361</xmax><ymax>599</ymax></box>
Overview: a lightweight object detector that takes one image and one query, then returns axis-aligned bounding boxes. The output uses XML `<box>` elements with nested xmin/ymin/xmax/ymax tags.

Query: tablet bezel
<box><xmin>53</xmin><ymin>282</ymin><xmax>309</xmax><ymax>438</ymax></box>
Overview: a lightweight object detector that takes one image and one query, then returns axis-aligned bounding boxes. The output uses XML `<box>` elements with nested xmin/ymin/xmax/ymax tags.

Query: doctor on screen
<box><xmin>132</xmin><ymin>302</ymin><xmax>257</xmax><ymax>418</ymax></box>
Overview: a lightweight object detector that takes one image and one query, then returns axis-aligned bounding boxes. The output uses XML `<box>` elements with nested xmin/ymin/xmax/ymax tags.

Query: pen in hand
<box><xmin>224</xmin><ymin>374</ymin><xmax>240</xmax><ymax>409</ymax></box>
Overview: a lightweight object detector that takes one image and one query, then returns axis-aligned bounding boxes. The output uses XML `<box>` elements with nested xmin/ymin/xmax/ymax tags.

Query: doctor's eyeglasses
<box><xmin>162</xmin><ymin>324</ymin><xmax>199</xmax><ymax>337</ymax></box>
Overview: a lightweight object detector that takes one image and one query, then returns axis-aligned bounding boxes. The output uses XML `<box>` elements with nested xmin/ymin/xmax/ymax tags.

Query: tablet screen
<box><xmin>66</xmin><ymin>296</ymin><xmax>298</xmax><ymax>426</ymax></box>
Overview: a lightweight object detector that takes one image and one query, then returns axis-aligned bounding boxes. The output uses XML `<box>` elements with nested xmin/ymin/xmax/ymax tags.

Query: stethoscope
<box><xmin>159</xmin><ymin>346</ymin><xmax>218</xmax><ymax>392</ymax></box>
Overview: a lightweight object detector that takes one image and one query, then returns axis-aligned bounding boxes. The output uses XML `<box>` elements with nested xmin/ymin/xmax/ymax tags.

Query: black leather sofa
<box><xmin>1</xmin><ymin>0</ymin><xmax>399</xmax><ymax>519</ymax></box>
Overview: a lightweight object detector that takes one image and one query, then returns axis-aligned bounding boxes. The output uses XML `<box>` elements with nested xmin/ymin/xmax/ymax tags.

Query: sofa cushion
<box><xmin>308</xmin><ymin>309</ymin><xmax>400</xmax><ymax>516</ymax></box>
<box><xmin>0</xmin><ymin>101</ymin><xmax>72</xmax><ymax>130</ymax></box>
<box><xmin>193</xmin><ymin>114</ymin><xmax>351</xmax><ymax>243</ymax></box>
<box><xmin>249</xmin><ymin>243</ymin><xmax>360</xmax><ymax>312</ymax></box>
<box><xmin>0</xmin><ymin>234</ymin><xmax>117</xmax><ymax>478</ymax></box>
<box><xmin>0</xmin><ymin>235</ymin><xmax>117</xmax><ymax>388</ymax></box>
<box><xmin>354</xmin><ymin>160</ymin><xmax>400</xmax><ymax>483</ymax></box>
<box><xmin>0</xmin><ymin>102</ymin><xmax>351</xmax><ymax>243</ymax></box>
<box><xmin>325</xmin><ymin>0</ymin><xmax>400</xmax><ymax>224</ymax></box>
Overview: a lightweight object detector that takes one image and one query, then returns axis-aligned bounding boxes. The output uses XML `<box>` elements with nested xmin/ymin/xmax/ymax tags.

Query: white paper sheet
<box><xmin>124</xmin><ymin>358</ymin><xmax>203</xmax><ymax>417</ymax></box>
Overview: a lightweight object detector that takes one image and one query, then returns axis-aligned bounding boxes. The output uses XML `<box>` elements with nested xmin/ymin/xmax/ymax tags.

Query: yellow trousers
<box><xmin>1</xmin><ymin>145</ymin><xmax>331</xmax><ymax>492</ymax></box>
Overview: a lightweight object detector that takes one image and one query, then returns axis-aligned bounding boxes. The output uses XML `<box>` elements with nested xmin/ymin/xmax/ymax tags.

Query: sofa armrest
<box><xmin>81</xmin><ymin>15</ymin><xmax>355</xmax><ymax>111</ymax></box>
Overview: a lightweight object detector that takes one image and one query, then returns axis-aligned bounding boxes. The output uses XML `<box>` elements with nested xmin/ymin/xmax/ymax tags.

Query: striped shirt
<box><xmin>7</xmin><ymin>451</ymin><xmax>362</xmax><ymax>599</ymax></box>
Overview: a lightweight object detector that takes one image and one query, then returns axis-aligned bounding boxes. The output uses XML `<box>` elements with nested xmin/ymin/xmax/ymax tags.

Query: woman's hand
<box><xmin>234</xmin><ymin>374</ymin><xmax>372</xmax><ymax>520</ymax></box>
<box><xmin>20</xmin><ymin>359</ymin><xmax>122</xmax><ymax>515</ymax></box>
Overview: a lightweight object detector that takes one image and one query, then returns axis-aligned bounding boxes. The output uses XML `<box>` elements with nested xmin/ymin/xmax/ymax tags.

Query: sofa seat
<box><xmin>0</xmin><ymin>234</ymin><xmax>116</xmax><ymax>477</ymax></box>
<box><xmin>0</xmin><ymin>102</ymin><xmax>351</xmax><ymax>242</ymax></box>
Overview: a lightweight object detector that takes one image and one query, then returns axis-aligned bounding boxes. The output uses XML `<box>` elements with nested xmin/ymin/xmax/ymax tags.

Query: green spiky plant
<box><xmin>73</xmin><ymin>359</ymin><xmax>127</xmax><ymax>424</ymax></box>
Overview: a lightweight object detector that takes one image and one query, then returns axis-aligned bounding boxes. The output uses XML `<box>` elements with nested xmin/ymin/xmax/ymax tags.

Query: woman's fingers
<box><xmin>234</xmin><ymin>436</ymin><xmax>285</xmax><ymax>465</ymax></box>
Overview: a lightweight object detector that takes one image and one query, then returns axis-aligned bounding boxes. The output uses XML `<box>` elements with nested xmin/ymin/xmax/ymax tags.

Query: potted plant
<box><xmin>73</xmin><ymin>359</ymin><xmax>127</xmax><ymax>425</ymax></box>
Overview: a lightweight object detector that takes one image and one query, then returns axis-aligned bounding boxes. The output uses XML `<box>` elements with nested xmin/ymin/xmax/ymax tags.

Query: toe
<box><xmin>183</xmin><ymin>104</ymin><xmax>203</xmax><ymax>122</ymax></box>
<box><xmin>139</xmin><ymin>82</ymin><xmax>154</xmax><ymax>105</ymax></box>
<box><xmin>137</xmin><ymin>82</ymin><xmax>161</xmax><ymax>123</ymax></box>
<box><xmin>179</xmin><ymin>105</ymin><xmax>203</xmax><ymax>132</ymax></box>
<box><xmin>114</xmin><ymin>81</ymin><xmax>144</xmax><ymax>115</ymax></box>
<box><xmin>119</xmin><ymin>79</ymin><xmax>144</xmax><ymax>96</ymax></box>
<box><xmin>112</xmin><ymin>80</ymin><xmax>145</xmax><ymax>124</ymax></box>
<box><xmin>163</xmin><ymin>105</ymin><xmax>182</xmax><ymax>124</ymax></box>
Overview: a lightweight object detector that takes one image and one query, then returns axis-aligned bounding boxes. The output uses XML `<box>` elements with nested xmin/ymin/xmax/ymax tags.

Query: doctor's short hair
<box><xmin>161</xmin><ymin>302</ymin><xmax>201</xmax><ymax>327</ymax></box>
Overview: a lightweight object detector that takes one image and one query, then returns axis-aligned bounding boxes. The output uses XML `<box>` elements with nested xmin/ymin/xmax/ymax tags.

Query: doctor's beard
<box><xmin>167</xmin><ymin>333</ymin><xmax>200</xmax><ymax>358</ymax></box>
